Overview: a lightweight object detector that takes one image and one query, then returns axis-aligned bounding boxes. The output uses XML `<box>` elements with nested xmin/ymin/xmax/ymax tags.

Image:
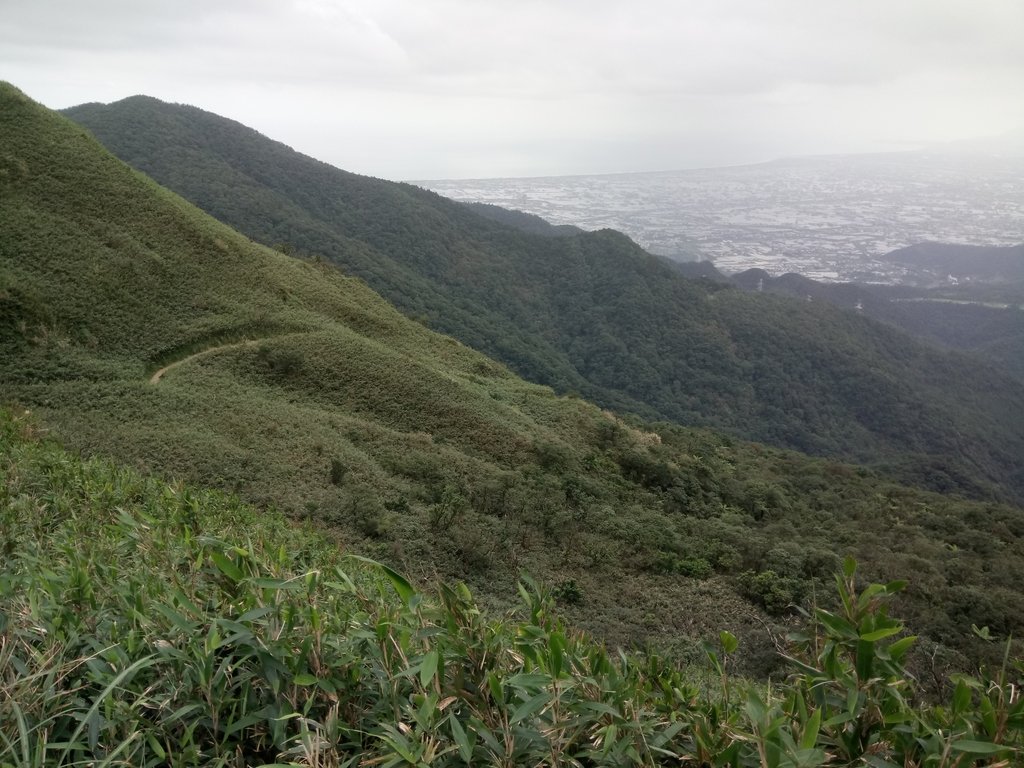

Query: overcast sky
<box><xmin>3</xmin><ymin>0</ymin><xmax>1022</xmax><ymax>180</ymax></box>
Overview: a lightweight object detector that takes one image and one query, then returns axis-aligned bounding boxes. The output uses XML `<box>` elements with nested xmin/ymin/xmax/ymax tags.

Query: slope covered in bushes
<box><xmin>3</xmin><ymin>82</ymin><xmax>1024</xmax><ymax>675</ymax></box>
<box><xmin>2</xmin><ymin>410</ymin><xmax>1022</xmax><ymax>767</ymax></box>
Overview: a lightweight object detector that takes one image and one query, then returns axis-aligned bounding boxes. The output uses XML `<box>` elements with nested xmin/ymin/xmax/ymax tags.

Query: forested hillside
<box><xmin>881</xmin><ymin>242</ymin><xmax>1024</xmax><ymax>286</ymax></box>
<box><xmin>462</xmin><ymin>201</ymin><xmax>584</xmax><ymax>236</ymax></box>
<box><xmin>732</xmin><ymin>268</ymin><xmax>1024</xmax><ymax>382</ymax></box>
<box><xmin>63</xmin><ymin>96</ymin><xmax>1024</xmax><ymax>503</ymax></box>
<box><xmin>4</xmin><ymin>82</ymin><xmax>1024</xmax><ymax>675</ymax></box>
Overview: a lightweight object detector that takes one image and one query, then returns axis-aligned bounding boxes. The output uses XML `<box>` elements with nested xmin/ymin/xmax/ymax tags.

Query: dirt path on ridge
<box><xmin>148</xmin><ymin>339</ymin><xmax>260</xmax><ymax>384</ymax></box>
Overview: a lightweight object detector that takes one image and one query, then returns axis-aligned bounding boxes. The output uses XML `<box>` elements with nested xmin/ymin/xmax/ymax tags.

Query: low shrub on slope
<box><xmin>2</xmin><ymin>411</ymin><xmax>1022</xmax><ymax>767</ymax></box>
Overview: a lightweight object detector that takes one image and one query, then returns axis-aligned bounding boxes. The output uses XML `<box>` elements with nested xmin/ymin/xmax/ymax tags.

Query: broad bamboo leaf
<box><xmin>152</xmin><ymin>602</ymin><xmax>196</xmax><ymax>632</ymax></box>
<box><xmin>816</xmin><ymin>610</ymin><xmax>858</xmax><ymax>639</ymax></box>
<box><xmin>224</xmin><ymin>711</ymin><xmax>266</xmax><ymax>736</ymax></box>
<box><xmin>980</xmin><ymin>693</ymin><xmax>998</xmax><ymax>736</ymax></box>
<box><xmin>859</xmin><ymin>626</ymin><xmax>902</xmax><ymax>642</ymax></box>
<box><xmin>824</xmin><ymin>711</ymin><xmax>856</xmax><ymax>728</ymax></box>
<box><xmin>952</xmin><ymin>679</ymin><xmax>971</xmax><ymax>714</ymax></box>
<box><xmin>347</xmin><ymin>554</ymin><xmax>416</xmax><ymax>603</ymax></box>
<box><xmin>799</xmin><ymin>708</ymin><xmax>821</xmax><ymax>751</ymax></box>
<box><xmin>146</xmin><ymin>733</ymin><xmax>168</xmax><ymax>760</ymax></box>
<box><xmin>505</xmin><ymin>673</ymin><xmax>551</xmax><ymax>690</ymax></box>
<box><xmin>652</xmin><ymin>720</ymin><xmax>685</xmax><ymax>749</ymax></box>
<box><xmin>251</xmin><ymin>577</ymin><xmax>302</xmax><ymax>591</ymax></box>
<box><xmin>487</xmin><ymin>672</ymin><xmax>503</xmax><ymax>704</ymax></box>
<box><xmin>550</xmin><ymin>631</ymin><xmax>565</xmax><ymax>678</ymax></box>
<box><xmin>857</xmin><ymin>583</ymin><xmax>887</xmax><ymax>609</ymax></box>
<box><xmin>511</xmin><ymin>691</ymin><xmax>550</xmax><ymax>724</ymax></box>
<box><xmin>855</xmin><ymin>639</ymin><xmax>874</xmax><ymax>681</ymax></box>
<box><xmin>419</xmin><ymin>649</ymin><xmax>439</xmax><ymax>689</ymax></box>
<box><xmin>210</xmin><ymin>550</ymin><xmax>243</xmax><ymax>583</ymax></box>
<box><xmin>950</xmin><ymin>739</ymin><xmax>1004</xmax><ymax>754</ymax></box>
<box><xmin>719</xmin><ymin>630</ymin><xmax>738</xmax><ymax>654</ymax></box>
<box><xmin>886</xmin><ymin>635</ymin><xmax>916</xmax><ymax>661</ymax></box>
<box><xmin>469</xmin><ymin>717</ymin><xmax>503</xmax><ymax>756</ymax></box>
<box><xmin>448</xmin><ymin>714</ymin><xmax>474</xmax><ymax>764</ymax></box>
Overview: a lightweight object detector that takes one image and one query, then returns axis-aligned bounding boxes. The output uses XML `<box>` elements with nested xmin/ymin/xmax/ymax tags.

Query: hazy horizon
<box><xmin>4</xmin><ymin>0</ymin><xmax>1023</xmax><ymax>180</ymax></box>
<box><xmin>409</xmin><ymin>141</ymin><xmax>1024</xmax><ymax>183</ymax></box>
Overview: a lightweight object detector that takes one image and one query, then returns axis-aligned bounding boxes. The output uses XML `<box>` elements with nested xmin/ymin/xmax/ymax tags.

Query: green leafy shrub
<box><xmin>328</xmin><ymin>456</ymin><xmax>347</xmax><ymax>485</ymax></box>
<box><xmin>552</xmin><ymin>578</ymin><xmax>583</xmax><ymax>605</ymax></box>
<box><xmin>738</xmin><ymin>569</ymin><xmax>804</xmax><ymax>615</ymax></box>
<box><xmin>3</xmin><ymin>413</ymin><xmax>1022</xmax><ymax>767</ymax></box>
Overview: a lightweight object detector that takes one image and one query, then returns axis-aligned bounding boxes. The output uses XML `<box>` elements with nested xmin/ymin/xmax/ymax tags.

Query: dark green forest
<box><xmin>64</xmin><ymin>96</ymin><xmax>1024</xmax><ymax>504</ymax></box>
<box><xmin>881</xmin><ymin>242</ymin><xmax>1024</xmax><ymax>286</ymax></box>
<box><xmin>461</xmin><ymin>202</ymin><xmax>584</xmax><ymax>237</ymax></box>
<box><xmin>731</xmin><ymin>267</ymin><xmax>1024</xmax><ymax>383</ymax></box>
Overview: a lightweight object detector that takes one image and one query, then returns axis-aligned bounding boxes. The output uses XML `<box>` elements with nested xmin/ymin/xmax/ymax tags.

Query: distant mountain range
<box><xmin>62</xmin><ymin>95</ymin><xmax>1024</xmax><ymax>503</ymax></box>
<box><xmin>725</xmin><ymin>243</ymin><xmax>1024</xmax><ymax>382</ymax></box>
<box><xmin>880</xmin><ymin>242</ymin><xmax>1024</xmax><ymax>286</ymax></box>
<box><xmin>931</xmin><ymin>127</ymin><xmax>1024</xmax><ymax>156</ymax></box>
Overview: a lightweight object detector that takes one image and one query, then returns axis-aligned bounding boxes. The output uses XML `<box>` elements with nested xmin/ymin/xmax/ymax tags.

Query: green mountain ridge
<box><xmin>882</xmin><ymin>241</ymin><xmax>1024</xmax><ymax>287</ymax></box>
<box><xmin>62</xmin><ymin>95</ymin><xmax>1024</xmax><ymax>504</ymax></box>
<box><xmin>4</xmin><ymin>82</ymin><xmax>1024</xmax><ymax>678</ymax></box>
<box><xmin>461</xmin><ymin>201</ymin><xmax>585</xmax><ymax>237</ymax></box>
<box><xmin>730</xmin><ymin>267</ymin><xmax>1024</xmax><ymax>382</ymax></box>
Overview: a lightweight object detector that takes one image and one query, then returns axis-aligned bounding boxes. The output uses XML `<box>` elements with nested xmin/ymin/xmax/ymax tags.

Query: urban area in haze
<box><xmin>421</xmin><ymin>150</ymin><xmax>1024</xmax><ymax>283</ymax></box>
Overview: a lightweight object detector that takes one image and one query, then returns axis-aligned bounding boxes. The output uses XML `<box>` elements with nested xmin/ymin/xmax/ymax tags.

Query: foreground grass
<box><xmin>2</xmin><ymin>411</ymin><xmax>1022</xmax><ymax>767</ymax></box>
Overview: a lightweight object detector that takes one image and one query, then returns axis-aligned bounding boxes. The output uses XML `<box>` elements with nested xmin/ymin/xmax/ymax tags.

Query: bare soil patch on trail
<box><xmin>148</xmin><ymin>340</ymin><xmax>260</xmax><ymax>383</ymax></box>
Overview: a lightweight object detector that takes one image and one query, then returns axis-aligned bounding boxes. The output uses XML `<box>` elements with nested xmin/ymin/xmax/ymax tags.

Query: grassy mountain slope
<box><xmin>4</xmin><ymin>83</ymin><xmax>1024</xmax><ymax>674</ymax></box>
<box><xmin>63</xmin><ymin>96</ymin><xmax>1024</xmax><ymax>503</ymax></box>
<box><xmin>6</xmin><ymin>411</ymin><xmax>1022</xmax><ymax>766</ymax></box>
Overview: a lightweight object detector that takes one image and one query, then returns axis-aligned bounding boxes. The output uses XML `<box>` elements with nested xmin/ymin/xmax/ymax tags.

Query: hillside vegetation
<box><xmin>3</xmin><ymin>82</ymin><xmax>1024</xmax><ymax>676</ymax></box>
<box><xmin>881</xmin><ymin>242</ymin><xmax>1024</xmax><ymax>287</ymax></box>
<box><xmin>63</xmin><ymin>96</ymin><xmax>1024</xmax><ymax>503</ymax></box>
<box><xmin>462</xmin><ymin>201</ymin><xmax>584</xmax><ymax>237</ymax></box>
<box><xmin>731</xmin><ymin>268</ymin><xmax>1024</xmax><ymax>382</ymax></box>
<box><xmin>3</xmin><ymin>410</ymin><xmax>1022</xmax><ymax>766</ymax></box>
